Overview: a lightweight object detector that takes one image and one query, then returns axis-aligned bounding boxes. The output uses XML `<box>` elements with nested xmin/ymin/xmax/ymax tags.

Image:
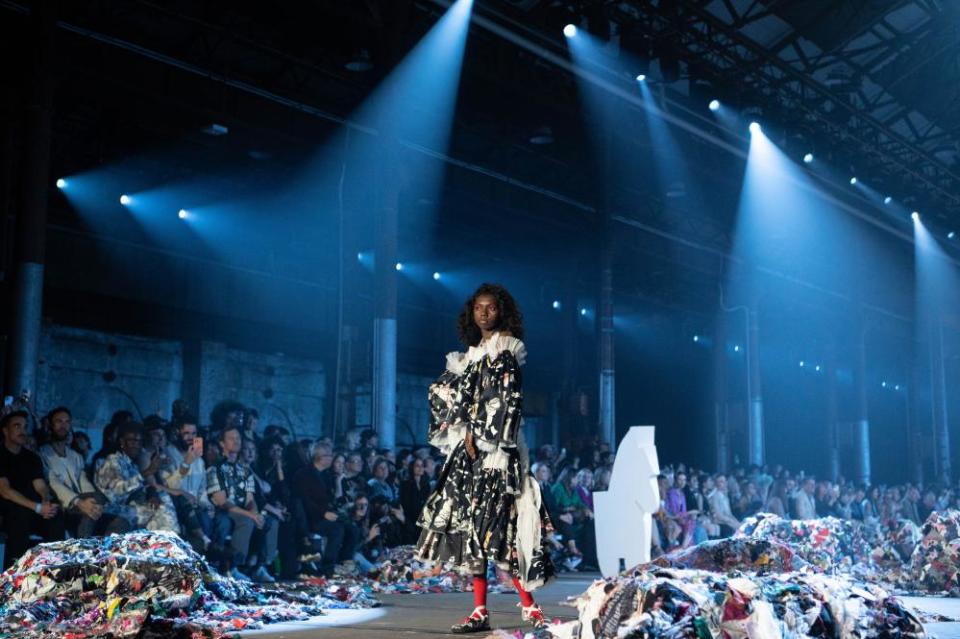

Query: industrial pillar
<box><xmin>825</xmin><ymin>349</ymin><xmax>840</xmax><ymax>482</ymax></box>
<box><xmin>372</xmin><ymin>138</ymin><xmax>399</xmax><ymax>451</ymax></box>
<box><xmin>930</xmin><ymin>321</ymin><xmax>952</xmax><ymax>485</ymax></box>
<box><xmin>713</xmin><ymin>315</ymin><xmax>729</xmax><ymax>473</ymax></box>
<box><xmin>746</xmin><ymin>301</ymin><xmax>764</xmax><ymax>466</ymax></box>
<box><xmin>909</xmin><ymin>359</ymin><xmax>925</xmax><ymax>486</ymax></box>
<box><xmin>598</xmin><ymin>222</ymin><xmax>616</xmax><ymax>449</ymax></box>
<box><xmin>6</xmin><ymin>1</ymin><xmax>56</xmax><ymax>401</ymax></box>
<box><xmin>852</xmin><ymin>314</ymin><xmax>872</xmax><ymax>486</ymax></box>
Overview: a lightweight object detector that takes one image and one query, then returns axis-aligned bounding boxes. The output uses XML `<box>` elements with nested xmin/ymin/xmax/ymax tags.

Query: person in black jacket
<box><xmin>292</xmin><ymin>442</ymin><xmax>357</xmax><ymax>576</ymax></box>
<box><xmin>399</xmin><ymin>458</ymin><xmax>431</xmax><ymax>544</ymax></box>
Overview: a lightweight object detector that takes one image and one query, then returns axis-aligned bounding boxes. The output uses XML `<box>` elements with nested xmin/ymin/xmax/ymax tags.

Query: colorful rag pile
<box><xmin>0</xmin><ymin>531</ymin><xmax>378</xmax><ymax>638</ymax></box>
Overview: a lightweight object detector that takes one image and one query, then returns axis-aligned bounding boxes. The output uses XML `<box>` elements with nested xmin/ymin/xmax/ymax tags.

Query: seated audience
<box><xmin>39</xmin><ymin>406</ymin><xmax>130</xmax><ymax>538</ymax></box>
<box><xmin>399</xmin><ymin>457</ymin><xmax>431</xmax><ymax>544</ymax></box>
<box><xmin>162</xmin><ymin>415</ymin><xmax>212</xmax><ymax>552</ymax></box>
<box><xmin>0</xmin><ymin>410</ymin><xmax>66</xmax><ymax>569</ymax></box>
<box><xmin>95</xmin><ymin>421</ymin><xmax>180</xmax><ymax>533</ymax></box>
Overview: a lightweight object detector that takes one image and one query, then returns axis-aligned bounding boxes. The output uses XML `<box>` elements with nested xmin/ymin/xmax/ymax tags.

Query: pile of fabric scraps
<box><xmin>540</xmin><ymin>567</ymin><xmax>924</xmax><ymax>639</ymax></box>
<box><xmin>305</xmin><ymin>545</ymin><xmax>515</xmax><ymax>595</ymax></box>
<box><xmin>868</xmin><ymin>518</ymin><xmax>922</xmax><ymax>576</ymax></box>
<box><xmin>735</xmin><ymin>513</ymin><xmax>872</xmax><ymax>571</ymax></box>
<box><xmin>647</xmin><ymin>538</ymin><xmax>810</xmax><ymax>574</ymax></box>
<box><xmin>0</xmin><ymin>531</ymin><xmax>378</xmax><ymax>639</ymax></box>
<box><xmin>905</xmin><ymin>509</ymin><xmax>960</xmax><ymax>594</ymax></box>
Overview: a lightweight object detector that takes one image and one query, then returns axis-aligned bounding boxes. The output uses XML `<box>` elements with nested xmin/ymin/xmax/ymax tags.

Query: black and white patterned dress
<box><xmin>415</xmin><ymin>333</ymin><xmax>555</xmax><ymax>591</ymax></box>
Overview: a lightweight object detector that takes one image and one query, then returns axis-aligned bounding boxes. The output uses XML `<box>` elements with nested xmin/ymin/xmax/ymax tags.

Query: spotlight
<box><xmin>563</xmin><ymin>24</ymin><xmax>577</xmax><ymax>37</ymax></box>
<box><xmin>708</xmin><ymin>100</ymin><xmax>720</xmax><ymax>112</ymax></box>
<box><xmin>799</xmin><ymin>360</ymin><xmax>805</xmax><ymax>367</ymax></box>
<box><xmin>883</xmin><ymin>196</ymin><xmax>892</xmax><ymax>205</ymax></box>
<box><xmin>911</xmin><ymin>211</ymin><xmax>920</xmax><ymax>222</ymax></box>
<box><xmin>395</xmin><ymin>262</ymin><xmax>404</xmax><ymax>271</ymax></box>
<box><xmin>849</xmin><ymin>177</ymin><xmax>857</xmax><ymax>185</ymax></box>
<box><xmin>881</xmin><ymin>381</ymin><xmax>887</xmax><ymax>388</ymax></box>
<box><xmin>56</xmin><ymin>178</ymin><xmax>67</xmax><ymax>189</ymax></box>
<box><xmin>748</xmin><ymin>122</ymin><xmax>761</xmax><ymax>135</ymax></box>
<box><xmin>552</xmin><ymin>300</ymin><xmax>561</xmax><ymax>310</ymax></box>
<box><xmin>693</xmin><ymin>335</ymin><xmax>700</xmax><ymax>343</ymax></box>
<box><xmin>178</xmin><ymin>209</ymin><xmax>188</xmax><ymax>220</ymax></box>
<box><xmin>815</xmin><ymin>365</ymin><xmax>821</xmax><ymax>372</ymax></box>
<box><xmin>119</xmin><ymin>194</ymin><xmax>131</xmax><ymax>206</ymax></box>
<box><xmin>433</xmin><ymin>272</ymin><xmax>441</xmax><ymax>281</ymax></box>
<box><xmin>734</xmin><ymin>344</ymin><xmax>741</xmax><ymax>352</ymax></box>
<box><xmin>636</xmin><ymin>74</ymin><xmax>646</xmax><ymax>82</ymax></box>
<box><xmin>803</xmin><ymin>153</ymin><xmax>814</xmax><ymax>164</ymax></box>
<box><xmin>949</xmin><ymin>231</ymin><xmax>956</xmax><ymax>240</ymax></box>
<box><xmin>894</xmin><ymin>384</ymin><xmax>901</xmax><ymax>391</ymax></box>
<box><xmin>580</xmin><ymin>308</ymin><xmax>588</xmax><ymax>316</ymax></box>
<box><xmin>357</xmin><ymin>252</ymin><xmax>364</xmax><ymax>261</ymax></box>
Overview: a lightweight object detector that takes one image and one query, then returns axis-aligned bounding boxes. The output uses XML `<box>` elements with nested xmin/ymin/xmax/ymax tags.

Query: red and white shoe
<box><xmin>520</xmin><ymin>603</ymin><xmax>548</xmax><ymax>629</ymax></box>
<box><xmin>451</xmin><ymin>606</ymin><xmax>490</xmax><ymax>634</ymax></box>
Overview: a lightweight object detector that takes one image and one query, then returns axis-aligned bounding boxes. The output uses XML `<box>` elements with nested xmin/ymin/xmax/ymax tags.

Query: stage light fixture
<box><xmin>708</xmin><ymin>100</ymin><xmax>720</xmax><ymax>111</ymax></box>
<box><xmin>636</xmin><ymin>74</ymin><xmax>646</xmax><ymax>82</ymax></box>
<box><xmin>911</xmin><ymin>211</ymin><xmax>919</xmax><ymax>221</ymax></box>
<box><xmin>884</xmin><ymin>196</ymin><xmax>892</xmax><ymax>205</ymax></box>
<box><xmin>748</xmin><ymin>122</ymin><xmax>761</xmax><ymax>134</ymax></box>
<box><xmin>563</xmin><ymin>24</ymin><xmax>577</xmax><ymax>37</ymax></box>
<box><xmin>552</xmin><ymin>300</ymin><xmax>561</xmax><ymax>310</ymax></box>
<box><xmin>56</xmin><ymin>178</ymin><xmax>67</xmax><ymax>189</ymax></box>
<box><xmin>881</xmin><ymin>381</ymin><xmax>887</xmax><ymax>388</ymax></box>
<box><xmin>799</xmin><ymin>361</ymin><xmax>805</xmax><ymax>367</ymax></box>
<box><xmin>894</xmin><ymin>384</ymin><xmax>901</xmax><ymax>391</ymax></box>
<box><xmin>815</xmin><ymin>365</ymin><xmax>821</xmax><ymax>372</ymax></box>
<box><xmin>734</xmin><ymin>344</ymin><xmax>741</xmax><ymax>352</ymax></box>
<box><xmin>357</xmin><ymin>252</ymin><xmax>363</xmax><ymax>261</ymax></box>
<box><xmin>178</xmin><ymin>209</ymin><xmax>188</xmax><ymax>219</ymax></box>
<box><xmin>580</xmin><ymin>308</ymin><xmax>588</xmax><ymax>316</ymax></box>
<box><xmin>120</xmin><ymin>194</ymin><xmax>131</xmax><ymax>205</ymax></box>
<box><xmin>849</xmin><ymin>177</ymin><xmax>857</xmax><ymax>185</ymax></box>
<box><xmin>949</xmin><ymin>231</ymin><xmax>956</xmax><ymax>240</ymax></box>
<box><xmin>693</xmin><ymin>335</ymin><xmax>700</xmax><ymax>343</ymax></box>
<box><xmin>433</xmin><ymin>272</ymin><xmax>441</xmax><ymax>281</ymax></box>
<box><xmin>803</xmin><ymin>153</ymin><xmax>814</xmax><ymax>164</ymax></box>
<box><xmin>395</xmin><ymin>262</ymin><xmax>404</xmax><ymax>271</ymax></box>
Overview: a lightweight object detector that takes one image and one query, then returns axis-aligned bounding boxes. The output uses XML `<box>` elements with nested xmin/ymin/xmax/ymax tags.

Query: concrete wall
<box><xmin>198</xmin><ymin>341</ymin><xmax>326</xmax><ymax>440</ymax></box>
<box><xmin>36</xmin><ymin>325</ymin><xmax>184</xmax><ymax>448</ymax></box>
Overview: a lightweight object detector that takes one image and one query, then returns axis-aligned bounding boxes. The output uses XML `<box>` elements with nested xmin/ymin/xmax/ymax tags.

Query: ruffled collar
<box><xmin>445</xmin><ymin>332</ymin><xmax>526</xmax><ymax>374</ymax></box>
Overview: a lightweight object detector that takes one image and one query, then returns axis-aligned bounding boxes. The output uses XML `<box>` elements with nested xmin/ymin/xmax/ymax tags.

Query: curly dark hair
<box><xmin>457</xmin><ymin>283</ymin><xmax>524</xmax><ymax>347</ymax></box>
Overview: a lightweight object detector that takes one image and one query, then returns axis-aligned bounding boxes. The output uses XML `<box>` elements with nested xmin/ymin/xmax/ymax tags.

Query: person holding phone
<box><xmin>162</xmin><ymin>415</ymin><xmax>213</xmax><ymax>551</ymax></box>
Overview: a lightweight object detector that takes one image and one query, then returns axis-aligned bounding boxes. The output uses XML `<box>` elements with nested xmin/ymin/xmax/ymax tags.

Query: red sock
<box><xmin>472</xmin><ymin>576</ymin><xmax>488</xmax><ymax>611</ymax></box>
<box><xmin>512</xmin><ymin>577</ymin><xmax>535</xmax><ymax>607</ymax></box>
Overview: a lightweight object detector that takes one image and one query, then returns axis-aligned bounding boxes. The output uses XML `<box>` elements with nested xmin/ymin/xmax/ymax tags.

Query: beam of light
<box><xmin>564</xmin><ymin>24</ymin><xmax>577</xmax><ymax>38</ymax></box>
<box><xmin>884</xmin><ymin>196</ymin><xmax>893</xmax><ymax>205</ymax></box>
<box><xmin>749</xmin><ymin>122</ymin><xmax>761</xmax><ymax>134</ymax></box>
<box><xmin>911</xmin><ymin>211</ymin><xmax>920</xmax><ymax>222</ymax></box>
<box><xmin>119</xmin><ymin>194</ymin><xmax>131</xmax><ymax>206</ymax></box>
<box><xmin>178</xmin><ymin>209</ymin><xmax>189</xmax><ymax>220</ymax></box>
<box><xmin>949</xmin><ymin>231</ymin><xmax>956</xmax><ymax>240</ymax></box>
<box><xmin>849</xmin><ymin>177</ymin><xmax>857</xmax><ymax>185</ymax></box>
<box><xmin>552</xmin><ymin>300</ymin><xmax>561</xmax><ymax>310</ymax></box>
<box><xmin>803</xmin><ymin>153</ymin><xmax>814</xmax><ymax>164</ymax></box>
<box><xmin>271</xmin><ymin>0</ymin><xmax>475</xmax><ymax>259</ymax></box>
<box><xmin>433</xmin><ymin>271</ymin><xmax>441</xmax><ymax>281</ymax></box>
<box><xmin>636</xmin><ymin>74</ymin><xmax>646</xmax><ymax>82</ymax></box>
<box><xmin>395</xmin><ymin>262</ymin><xmax>404</xmax><ymax>272</ymax></box>
<box><xmin>709</xmin><ymin>99</ymin><xmax>720</xmax><ymax>112</ymax></box>
<box><xmin>56</xmin><ymin>178</ymin><xmax>67</xmax><ymax>189</ymax></box>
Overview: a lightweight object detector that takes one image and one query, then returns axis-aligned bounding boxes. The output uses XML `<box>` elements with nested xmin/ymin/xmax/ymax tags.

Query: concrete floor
<box><xmin>243</xmin><ymin>575</ymin><xmax>960</xmax><ymax>639</ymax></box>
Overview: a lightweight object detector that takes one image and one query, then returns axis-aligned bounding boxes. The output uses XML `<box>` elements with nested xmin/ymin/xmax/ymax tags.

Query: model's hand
<box><xmin>464</xmin><ymin>430</ymin><xmax>477</xmax><ymax>460</ymax></box>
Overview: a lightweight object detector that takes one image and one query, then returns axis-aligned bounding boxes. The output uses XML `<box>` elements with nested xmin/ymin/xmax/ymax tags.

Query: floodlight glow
<box><xmin>911</xmin><ymin>211</ymin><xmax>920</xmax><ymax>221</ymax></box>
<box><xmin>884</xmin><ymin>196</ymin><xmax>892</xmax><ymax>205</ymax></box>
<box><xmin>636</xmin><ymin>74</ymin><xmax>646</xmax><ymax>82</ymax></box>
<box><xmin>56</xmin><ymin>178</ymin><xmax>67</xmax><ymax>189</ymax></box>
<box><xmin>894</xmin><ymin>384</ymin><xmax>901</xmax><ymax>391</ymax></box>
<box><xmin>949</xmin><ymin>231</ymin><xmax>956</xmax><ymax>240</ymax></box>
<box><xmin>849</xmin><ymin>177</ymin><xmax>857</xmax><ymax>185</ymax></box>
<box><xmin>881</xmin><ymin>381</ymin><xmax>887</xmax><ymax>388</ymax></box>
<box><xmin>693</xmin><ymin>335</ymin><xmax>700</xmax><ymax>343</ymax></box>
<box><xmin>815</xmin><ymin>365</ymin><xmax>821</xmax><ymax>372</ymax></box>
<box><xmin>432</xmin><ymin>271</ymin><xmax>441</xmax><ymax>280</ymax></box>
<box><xmin>734</xmin><ymin>344</ymin><xmax>741</xmax><ymax>352</ymax></box>
<box><xmin>803</xmin><ymin>153</ymin><xmax>813</xmax><ymax>164</ymax></box>
<box><xmin>178</xmin><ymin>209</ymin><xmax>188</xmax><ymax>219</ymax></box>
<box><xmin>357</xmin><ymin>252</ymin><xmax>363</xmax><ymax>261</ymax></box>
<box><xmin>119</xmin><ymin>194</ymin><xmax>131</xmax><ymax>206</ymax></box>
<box><xmin>395</xmin><ymin>262</ymin><xmax>404</xmax><ymax>271</ymax></box>
<box><xmin>563</xmin><ymin>24</ymin><xmax>577</xmax><ymax>37</ymax></box>
<box><xmin>580</xmin><ymin>308</ymin><xmax>587</xmax><ymax>316</ymax></box>
<box><xmin>708</xmin><ymin>100</ymin><xmax>720</xmax><ymax>111</ymax></box>
<box><xmin>552</xmin><ymin>300</ymin><xmax>561</xmax><ymax>310</ymax></box>
<box><xmin>799</xmin><ymin>360</ymin><xmax>805</xmax><ymax>367</ymax></box>
<box><xmin>748</xmin><ymin>122</ymin><xmax>761</xmax><ymax>134</ymax></box>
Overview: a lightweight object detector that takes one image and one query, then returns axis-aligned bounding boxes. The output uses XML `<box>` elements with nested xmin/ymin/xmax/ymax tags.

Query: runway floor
<box><xmin>242</xmin><ymin>573</ymin><xmax>960</xmax><ymax>639</ymax></box>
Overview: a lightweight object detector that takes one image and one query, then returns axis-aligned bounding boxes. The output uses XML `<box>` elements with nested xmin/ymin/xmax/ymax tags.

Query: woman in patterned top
<box><xmin>415</xmin><ymin>283</ymin><xmax>555</xmax><ymax>633</ymax></box>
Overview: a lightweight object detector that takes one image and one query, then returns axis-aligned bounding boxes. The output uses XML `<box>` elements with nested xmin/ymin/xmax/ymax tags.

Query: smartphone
<box><xmin>192</xmin><ymin>436</ymin><xmax>204</xmax><ymax>456</ymax></box>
